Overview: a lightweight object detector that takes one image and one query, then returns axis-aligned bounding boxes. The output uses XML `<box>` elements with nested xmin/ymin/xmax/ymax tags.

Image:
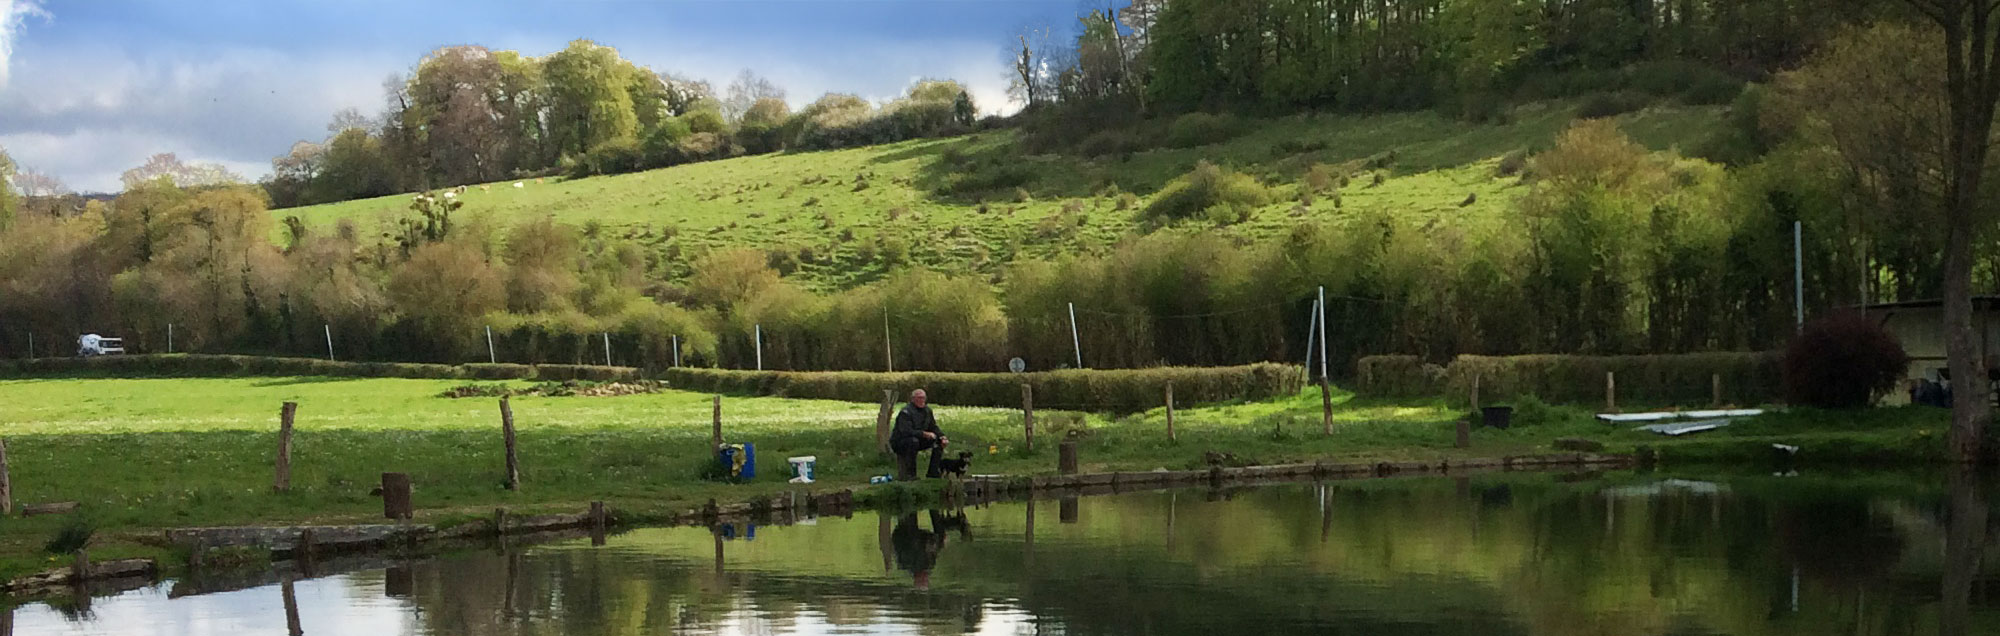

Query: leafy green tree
<box><xmin>541</xmin><ymin>40</ymin><xmax>640</xmax><ymax>160</ymax></box>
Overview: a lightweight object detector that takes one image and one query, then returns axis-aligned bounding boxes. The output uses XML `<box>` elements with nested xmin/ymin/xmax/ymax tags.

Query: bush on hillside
<box><xmin>1578</xmin><ymin>91</ymin><xmax>1649</xmax><ymax>119</ymax></box>
<box><xmin>570</xmin><ymin>138</ymin><xmax>645</xmax><ymax>178</ymax></box>
<box><xmin>1142</xmin><ymin>161</ymin><xmax>1272</xmax><ymax>223</ymax></box>
<box><xmin>1782</xmin><ymin>313</ymin><xmax>1909</xmax><ymax>409</ymax></box>
<box><xmin>1165</xmin><ymin>112</ymin><xmax>1243</xmax><ymax>148</ymax></box>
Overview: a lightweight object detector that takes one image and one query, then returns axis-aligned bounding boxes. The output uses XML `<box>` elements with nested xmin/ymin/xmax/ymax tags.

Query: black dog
<box><xmin>937</xmin><ymin>451</ymin><xmax>973</xmax><ymax>477</ymax></box>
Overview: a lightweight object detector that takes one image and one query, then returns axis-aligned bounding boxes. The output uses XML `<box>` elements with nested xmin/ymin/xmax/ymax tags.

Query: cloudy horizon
<box><xmin>0</xmin><ymin>0</ymin><xmax>1073</xmax><ymax>193</ymax></box>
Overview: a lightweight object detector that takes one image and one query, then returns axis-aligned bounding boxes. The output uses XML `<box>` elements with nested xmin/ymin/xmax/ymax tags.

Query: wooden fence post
<box><xmin>1456</xmin><ymin>419</ymin><xmax>1470</xmax><ymax>449</ymax></box>
<box><xmin>381</xmin><ymin>473</ymin><xmax>412</xmax><ymax>520</ymax></box>
<box><xmin>1165</xmin><ymin>382</ymin><xmax>1176</xmax><ymax>442</ymax></box>
<box><xmin>876</xmin><ymin>390</ymin><xmax>894</xmax><ymax>454</ymax></box>
<box><xmin>275</xmin><ymin>402</ymin><xmax>297</xmax><ymax>492</ymax></box>
<box><xmin>1319</xmin><ymin>379</ymin><xmax>1334</xmax><ymax>435</ymax></box>
<box><xmin>1471</xmin><ymin>374</ymin><xmax>1481</xmax><ymax>410</ymax></box>
<box><xmin>0</xmin><ymin>438</ymin><xmax>12</xmax><ymax>516</ymax></box>
<box><xmin>500</xmin><ymin>396</ymin><xmax>519</xmax><ymax>491</ymax></box>
<box><xmin>711</xmin><ymin>395</ymin><xmax>723</xmax><ymax>450</ymax></box>
<box><xmin>1606</xmin><ymin>371</ymin><xmax>1617</xmax><ymax>413</ymax></box>
<box><xmin>1058</xmin><ymin>441</ymin><xmax>1078</xmax><ymax>475</ymax></box>
<box><xmin>1022</xmin><ymin>384</ymin><xmax>1035</xmax><ymax>451</ymax></box>
<box><xmin>1712</xmin><ymin>373</ymin><xmax>1722</xmax><ymax>407</ymax></box>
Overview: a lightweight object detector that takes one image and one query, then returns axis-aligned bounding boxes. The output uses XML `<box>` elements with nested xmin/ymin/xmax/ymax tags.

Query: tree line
<box><xmin>262</xmin><ymin>40</ymin><xmax>980</xmax><ymax>209</ymax></box>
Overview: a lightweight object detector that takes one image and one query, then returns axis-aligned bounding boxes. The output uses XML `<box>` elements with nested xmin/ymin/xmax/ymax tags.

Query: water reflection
<box><xmin>12</xmin><ymin>470</ymin><xmax>2000</xmax><ymax>635</ymax></box>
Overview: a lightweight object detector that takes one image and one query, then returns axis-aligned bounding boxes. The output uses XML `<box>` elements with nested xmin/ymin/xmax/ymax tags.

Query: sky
<box><xmin>0</xmin><ymin>0</ymin><xmax>1083</xmax><ymax>193</ymax></box>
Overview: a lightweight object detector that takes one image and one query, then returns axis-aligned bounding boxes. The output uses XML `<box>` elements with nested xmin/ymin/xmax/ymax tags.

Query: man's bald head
<box><xmin>910</xmin><ymin>389</ymin><xmax>927</xmax><ymax>408</ymax></box>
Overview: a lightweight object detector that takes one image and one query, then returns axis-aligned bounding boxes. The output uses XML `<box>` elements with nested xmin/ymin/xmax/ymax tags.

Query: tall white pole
<box><xmin>1793</xmin><ymin>221</ymin><xmax>1804</xmax><ymax>332</ymax></box>
<box><xmin>167</xmin><ymin>323</ymin><xmax>174</xmax><ymax>354</ymax></box>
<box><xmin>1068</xmin><ymin>302</ymin><xmax>1083</xmax><ymax>369</ymax></box>
<box><xmin>323</xmin><ymin>324</ymin><xmax>334</xmax><ymax>362</ymax></box>
<box><xmin>755</xmin><ymin>324</ymin><xmax>764</xmax><ymax>371</ymax></box>
<box><xmin>486</xmin><ymin>326</ymin><xmax>496</xmax><ymax>364</ymax></box>
<box><xmin>1304</xmin><ymin>298</ymin><xmax>1320</xmax><ymax>369</ymax></box>
<box><xmin>1316</xmin><ymin>286</ymin><xmax>1329</xmax><ymax>382</ymax></box>
<box><xmin>672</xmin><ymin>334</ymin><xmax>681</xmax><ymax>368</ymax></box>
<box><xmin>603</xmin><ymin>332</ymin><xmax>612</xmax><ymax>366</ymax></box>
<box><xmin>26</xmin><ymin>333</ymin><xmax>32</xmax><ymax>359</ymax></box>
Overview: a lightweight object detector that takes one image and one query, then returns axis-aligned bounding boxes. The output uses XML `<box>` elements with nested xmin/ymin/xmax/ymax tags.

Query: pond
<box><xmin>15</xmin><ymin>470</ymin><xmax>2000</xmax><ymax>635</ymax></box>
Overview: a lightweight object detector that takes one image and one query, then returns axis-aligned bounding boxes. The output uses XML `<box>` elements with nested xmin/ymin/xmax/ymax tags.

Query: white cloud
<box><xmin>0</xmin><ymin>0</ymin><xmax>49</xmax><ymax>88</ymax></box>
<box><xmin>0</xmin><ymin>44</ymin><xmax>392</xmax><ymax>191</ymax></box>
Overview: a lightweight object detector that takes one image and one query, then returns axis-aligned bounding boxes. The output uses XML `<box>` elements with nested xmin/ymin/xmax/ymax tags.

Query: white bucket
<box><xmin>787</xmin><ymin>456</ymin><xmax>816</xmax><ymax>483</ymax></box>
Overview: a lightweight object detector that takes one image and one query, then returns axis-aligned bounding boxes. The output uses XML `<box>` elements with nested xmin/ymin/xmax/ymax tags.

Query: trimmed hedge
<box><xmin>0</xmin><ymin>354</ymin><xmax>640</xmax><ymax>382</ymax></box>
<box><xmin>1356</xmin><ymin>352</ymin><xmax>1782</xmax><ymax>406</ymax></box>
<box><xmin>661</xmin><ymin>363</ymin><xmax>1307</xmax><ymax>412</ymax></box>
<box><xmin>1354</xmin><ymin>355</ymin><xmax>1447</xmax><ymax>399</ymax></box>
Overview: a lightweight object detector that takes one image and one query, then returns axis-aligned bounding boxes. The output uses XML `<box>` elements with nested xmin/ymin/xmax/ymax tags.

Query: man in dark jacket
<box><xmin>890</xmin><ymin>389</ymin><xmax>947</xmax><ymax>479</ymax></box>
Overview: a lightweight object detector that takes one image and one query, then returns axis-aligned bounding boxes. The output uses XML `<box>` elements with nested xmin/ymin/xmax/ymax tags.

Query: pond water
<box><xmin>15</xmin><ymin>470</ymin><xmax>2000</xmax><ymax>635</ymax></box>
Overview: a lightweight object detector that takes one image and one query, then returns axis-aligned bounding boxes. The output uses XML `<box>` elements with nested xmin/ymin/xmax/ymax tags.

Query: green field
<box><xmin>0</xmin><ymin>375</ymin><xmax>1944</xmax><ymax>579</ymax></box>
<box><xmin>278</xmin><ymin>102</ymin><xmax>1726</xmax><ymax>290</ymax></box>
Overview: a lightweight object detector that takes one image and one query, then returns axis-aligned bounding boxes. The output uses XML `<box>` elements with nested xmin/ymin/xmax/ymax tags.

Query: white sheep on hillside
<box><xmin>513</xmin><ymin>182</ymin><xmax>524</xmax><ymax>188</ymax></box>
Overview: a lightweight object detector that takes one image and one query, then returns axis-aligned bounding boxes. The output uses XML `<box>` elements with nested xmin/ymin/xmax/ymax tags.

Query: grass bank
<box><xmin>0</xmin><ymin>376</ymin><xmax>1949</xmax><ymax>581</ymax></box>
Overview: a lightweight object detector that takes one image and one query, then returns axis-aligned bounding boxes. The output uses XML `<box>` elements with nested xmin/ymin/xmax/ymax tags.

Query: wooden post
<box><xmin>590</xmin><ymin>501</ymin><xmax>606</xmax><ymax>532</ymax></box>
<box><xmin>1164</xmin><ymin>382</ymin><xmax>1176</xmax><ymax>442</ymax></box>
<box><xmin>1471</xmin><ymin>373</ymin><xmax>1481</xmax><ymax>410</ymax></box>
<box><xmin>275</xmin><ymin>402</ymin><xmax>297</xmax><ymax>492</ymax></box>
<box><xmin>1456</xmin><ymin>419</ymin><xmax>1470</xmax><ymax>449</ymax></box>
<box><xmin>493</xmin><ymin>508</ymin><xmax>509</xmax><ymax>536</ymax></box>
<box><xmin>1605</xmin><ymin>371</ymin><xmax>1617</xmax><ymax>413</ymax></box>
<box><xmin>711</xmin><ymin>395</ymin><xmax>723</xmax><ymax>450</ymax></box>
<box><xmin>876</xmin><ymin>390</ymin><xmax>894</xmax><ymax>454</ymax></box>
<box><xmin>295</xmin><ymin>527</ymin><xmax>317</xmax><ymax>576</ymax></box>
<box><xmin>1319</xmin><ymin>379</ymin><xmax>1334</xmax><ymax>435</ymax></box>
<box><xmin>0</xmin><ymin>438</ymin><xmax>12</xmax><ymax>516</ymax></box>
<box><xmin>1058</xmin><ymin>441</ymin><xmax>1078</xmax><ymax>475</ymax></box>
<box><xmin>1059</xmin><ymin>496</ymin><xmax>1079</xmax><ymax>524</ymax></box>
<box><xmin>1712</xmin><ymin>373</ymin><xmax>1722</xmax><ymax>407</ymax></box>
<box><xmin>500</xmin><ymin>396</ymin><xmax>519</xmax><ymax>491</ymax></box>
<box><xmin>381</xmin><ymin>473</ymin><xmax>412</xmax><ymax>520</ymax></box>
<box><xmin>1022</xmin><ymin>384</ymin><xmax>1036</xmax><ymax>451</ymax></box>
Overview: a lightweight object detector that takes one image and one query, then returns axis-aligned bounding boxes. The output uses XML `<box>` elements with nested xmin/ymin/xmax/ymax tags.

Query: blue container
<box><xmin>719</xmin><ymin>443</ymin><xmax>758</xmax><ymax>479</ymax></box>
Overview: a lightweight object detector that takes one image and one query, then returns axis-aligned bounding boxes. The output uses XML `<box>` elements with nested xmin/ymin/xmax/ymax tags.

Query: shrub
<box><xmin>45</xmin><ymin>514</ymin><xmax>93</xmax><ymax>555</ymax></box>
<box><xmin>1142</xmin><ymin>161</ymin><xmax>1272</xmax><ymax>223</ymax></box>
<box><xmin>1495</xmin><ymin>150</ymin><xmax>1530</xmax><ymax>178</ymax></box>
<box><xmin>1076</xmin><ymin>129</ymin><xmax>1149</xmax><ymax>157</ymax></box>
<box><xmin>574</xmin><ymin>138</ymin><xmax>644</xmax><ymax>177</ymax></box>
<box><xmin>1782</xmin><ymin>313</ymin><xmax>1909</xmax><ymax>409</ymax></box>
<box><xmin>661</xmin><ymin>363</ymin><xmax>1306</xmax><ymax>413</ymax></box>
<box><xmin>1165</xmin><ymin>112</ymin><xmax>1242</xmax><ymax>148</ymax></box>
<box><xmin>1578</xmin><ymin>91</ymin><xmax>1649</xmax><ymax>119</ymax></box>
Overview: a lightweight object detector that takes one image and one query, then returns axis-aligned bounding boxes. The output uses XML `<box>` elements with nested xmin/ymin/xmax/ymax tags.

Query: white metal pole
<box><xmin>603</xmin><ymin>332</ymin><xmax>612</xmax><ymax>366</ymax></box>
<box><xmin>26</xmin><ymin>333</ymin><xmax>32</xmax><ymax>359</ymax></box>
<box><xmin>167</xmin><ymin>323</ymin><xmax>174</xmax><ymax>354</ymax></box>
<box><xmin>1793</xmin><ymin>221</ymin><xmax>1804</xmax><ymax>332</ymax></box>
<box><xmin>1316</xmin><ymin>286</ymin><xmax>1329</xmax><ymax>382</ymax></box>
<box><xmin>1068</xmin><ymin>302</ymin><xmax>1083</xmax><ymax>369</ymax></box>
<box><xmin>324</xmin><ymin>324</ymin><xmax>334</xmax><ymax>361</ymax></box>
<box><xmin>486</xmin><ymin>326</ymin><xmax>496</xmax><ymax>364</ymax></box>
<box><xmin>754</xmin><ymin>324</ymin><xmax>764</xmax><ymax>371</ymax></box>
<box><xmin>1304</xmin><ymin>298</ymin><xmax>1320</xmax><ymax>369</ymax></box>
<box><xmin>672</xmin><ymin>334</ymin><xmax>681</xmax><ymax>368</ymax></box>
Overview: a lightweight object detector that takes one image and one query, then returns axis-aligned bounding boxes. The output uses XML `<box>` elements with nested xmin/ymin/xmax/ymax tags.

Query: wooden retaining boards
<box><xmin>4</xmin><ymin>558</ymin><xmax>155</xmax><ymax>594</ymax></box>
<box><xmin>971</xmin><ymin>453</ymin><xmax>1633</xmax><ymax>496</ymax></box>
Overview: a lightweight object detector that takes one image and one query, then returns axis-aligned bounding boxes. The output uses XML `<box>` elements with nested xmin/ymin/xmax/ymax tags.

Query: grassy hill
<box><xmin>277</xmin><ymin>100</ymin><xmax>1726</xmax><ymax>291</ymax></box>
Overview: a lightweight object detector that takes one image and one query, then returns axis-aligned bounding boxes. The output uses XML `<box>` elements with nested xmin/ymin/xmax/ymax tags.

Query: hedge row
<box><xmin>660</xmin><ymin>363</ymin><xmax>1307</xmax><ymax>412</ymax></box>
<box><xmin>0</xmin><ymin>354</ymin><xmax>640</xmax><ymax>382</ymax></box>
<box><xmin>1356</xmin><ymin>352</ymin><xmax>1782</xmax><ymax>406</ymax></box>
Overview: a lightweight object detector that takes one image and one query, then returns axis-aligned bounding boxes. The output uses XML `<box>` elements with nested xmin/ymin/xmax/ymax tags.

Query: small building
<box><xmin>1860</xmin><ymin>297</ymin><xmax>2000</xmax><ymax>398</ymax></box>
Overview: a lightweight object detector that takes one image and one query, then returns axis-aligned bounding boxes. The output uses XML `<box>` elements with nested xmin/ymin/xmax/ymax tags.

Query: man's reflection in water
<box><xmin>893</xmin><ymin>509</ymin><xmax>971</xmax><ymax>590</ymax></box>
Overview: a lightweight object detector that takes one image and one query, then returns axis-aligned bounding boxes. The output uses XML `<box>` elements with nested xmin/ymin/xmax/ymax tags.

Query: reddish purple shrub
<box><xmin>1782</xmin><ymin>312</ymin><xmax>1910</xmax><ymax>409</ymax></box>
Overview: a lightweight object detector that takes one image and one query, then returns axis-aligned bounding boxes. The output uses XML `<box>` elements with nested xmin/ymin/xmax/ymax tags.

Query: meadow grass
<box><xmin>276</xmin><ymin>102</ymin><xmax>1723</xmax><ymax>291</ymax></box>
<box><xmin>0</xmin><ymin>375</ymin><xmax>1946</xmax><ymax>579</ymax></box>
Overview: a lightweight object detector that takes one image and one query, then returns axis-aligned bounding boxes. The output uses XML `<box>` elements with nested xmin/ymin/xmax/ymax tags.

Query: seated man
<box><xmin>890</xmin><ymin>388</ymin><xmax>947</xmax><ymax>479</ymax></box>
